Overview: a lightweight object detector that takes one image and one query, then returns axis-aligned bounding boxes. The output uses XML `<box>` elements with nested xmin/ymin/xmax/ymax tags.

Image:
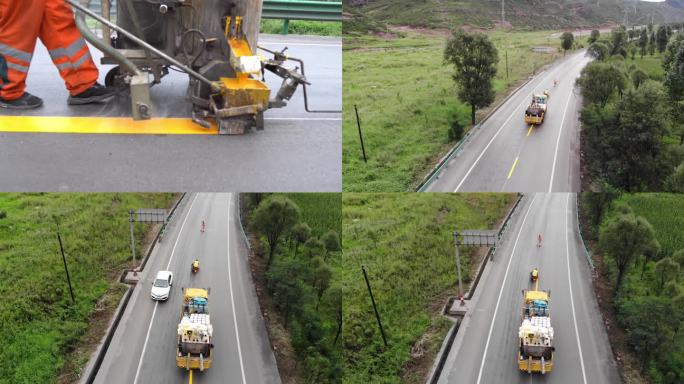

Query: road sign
<box><xmin>134</xmin><ymin>208</ymin><xmax>167</xmax><ymax>223</ymax></box>
<box><xmin>456</xmin><ymin>230</ymin><xmax>498</xmax><ymax>246</ymax></box>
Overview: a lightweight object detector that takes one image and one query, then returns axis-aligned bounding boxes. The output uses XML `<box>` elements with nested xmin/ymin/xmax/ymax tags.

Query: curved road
<box><xmin>438</xmin><ymin>193</ymin><xmax>620</xmax><ymax>384</ymax></box>
<box><xmin>93</xmin><ymin>193</ymin><xmax>280</xmax><ymax>384</ymax></box>
<box><xmin>0</xmin><ymin>35</ymin><xmax>341</xmax><ymax>192</ymax></box>
<box><xmin>426</xmin><ymin>51</ymin><xmax>591</xmax><ymax>193</ymax></box>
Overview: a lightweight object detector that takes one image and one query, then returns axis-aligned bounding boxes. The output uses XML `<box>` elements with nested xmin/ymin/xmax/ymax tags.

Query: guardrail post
<box><xmin>282</xmin><ymin>19</ymin><xmax>290</xmax><ymax>35</ymax></box>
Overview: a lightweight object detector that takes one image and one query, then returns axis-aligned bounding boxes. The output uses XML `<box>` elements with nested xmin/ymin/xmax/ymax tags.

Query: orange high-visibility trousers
<box><xmin>0</xmin><ymin>0</ymin><xmax>98</xmax><ymax>100</ymax></box>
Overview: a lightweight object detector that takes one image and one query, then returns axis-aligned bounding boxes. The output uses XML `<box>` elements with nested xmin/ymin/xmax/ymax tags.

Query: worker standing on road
<box><xmin>537</xmin><ymin>233</ymin><xmax>543</xmax><ymax>247</ymax></box>
<box><xmin>0</xmin><ymin>0</ymin><xmax>116</xmax><ymax>109</ymax></box>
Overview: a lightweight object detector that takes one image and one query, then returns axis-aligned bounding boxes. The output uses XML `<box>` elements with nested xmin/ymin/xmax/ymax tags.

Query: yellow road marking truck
<box><xmin>518</xmin><ymin>286</ymin><xmax>554</xmax><ymax>374</ymax></box>
<box><xmin>177</xmin><ymin>288</ymin><xmax>213</xmax><ymax>371</ymax></box>
<box><xmin>524</xmin><ymin>91</ymin><xmax>549</xmax><ymax>125</ymax></box>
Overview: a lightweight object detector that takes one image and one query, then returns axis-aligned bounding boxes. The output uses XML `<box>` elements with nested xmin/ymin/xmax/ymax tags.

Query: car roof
<box><xmin>155</xmin><ymin>270</ymin><xmax>172</xmax><ymax>279</ymax></box>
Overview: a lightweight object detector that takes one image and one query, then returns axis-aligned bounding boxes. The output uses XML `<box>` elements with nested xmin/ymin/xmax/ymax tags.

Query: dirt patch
<box><xmin>578</xmin><ymin>211</ymin><xmax>649</xmax><ymax>384</ymax></box>
<box><xmin>241</xmin><ymin>198</ymin><xmax>303</xmax><ymax>384</ymax></box>
<box><xmin>389</xmin><ymin>25</ymin><xmax>453</xmax><ymax>37</ymax></box>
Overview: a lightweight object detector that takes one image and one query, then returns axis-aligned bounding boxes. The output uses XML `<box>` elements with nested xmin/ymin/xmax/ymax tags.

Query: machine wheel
<box><xmin>105</xmin><ymin>66</ymin><xmax>126</xmax><ymax>89</ymax></box>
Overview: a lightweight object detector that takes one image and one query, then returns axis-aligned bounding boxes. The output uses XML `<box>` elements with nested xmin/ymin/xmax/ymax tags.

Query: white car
<box><xmin>151</xmin><ymin>270</ymin><xmax>173</xmax><ymax>301</ymax></box>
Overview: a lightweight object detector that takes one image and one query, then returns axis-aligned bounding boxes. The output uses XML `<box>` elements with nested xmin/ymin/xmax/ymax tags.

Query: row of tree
<box><xmin>248</xmin><ymin>194</ymin><xmax>343</xmax><ymax>383</ymax></box>
<box><xmin>577</xmin><ymin>26</ymin><xmax>684</xmax><ymax>191</ymax></box>
<box><xmin>582</xmin><ymin>193</ymin><xmax>684</xmax><ymax>383</ymax></box>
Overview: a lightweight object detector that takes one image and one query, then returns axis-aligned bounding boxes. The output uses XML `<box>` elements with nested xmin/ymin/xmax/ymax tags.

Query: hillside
<box><xmin>344</xmin><ymin>0</ymin><xmax>684</xmax><ymax>34</ymax></box>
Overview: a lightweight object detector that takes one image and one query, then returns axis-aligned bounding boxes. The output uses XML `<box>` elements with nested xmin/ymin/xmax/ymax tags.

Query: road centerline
<box><xmin>476</xmin><ymin>194</ymin><xmax>538</xmax><ymax>383</ymax></box>
<box><xmin>226</xmin><ymin>194</ymin><xmax>248</xmax><ymax>384</ymax></box>
<box><xmin>566</xmin><ymin>194</ymin><xmax>588</xmax><ymax>383</ymax></box>
<box><xmin>133</xmin><ymin>193</ymin><xmax>199</xmax><ymax>384</ymax></box>
<box><xmin>507</xmin><ymin>157</ymin><xmax>520</xmax><ymax>179</ymax></box>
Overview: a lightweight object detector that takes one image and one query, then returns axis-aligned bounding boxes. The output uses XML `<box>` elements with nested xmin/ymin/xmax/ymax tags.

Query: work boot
<box><xmin>67</xmin><ymin>83</ymin><xmax>117</xmax><ymax>105</ymax></box>
<box><xmin>0</xmin><ymin>92</ymin><xmax>43</xmax><ymax>110</ymax></box>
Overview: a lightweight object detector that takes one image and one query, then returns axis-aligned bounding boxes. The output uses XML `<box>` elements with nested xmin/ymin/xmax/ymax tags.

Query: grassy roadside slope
<box><xmin>343</xmin><ymin>30</ymin><xmax>583</xmax><ymax>191</ymax></box>
<box><xmin>342</xmin><ymin>193</ymin><xmax>517</xmax><ymax>383</ymax></box>
<box><xmin>344</xmin><ymin>0</ymin><xmax>684</xmax><ymax>32</ymax></box>
<box><xmin>0</xmin><ymin>193</ymin><xmax>177</xmax><ymax>384</ymax></box>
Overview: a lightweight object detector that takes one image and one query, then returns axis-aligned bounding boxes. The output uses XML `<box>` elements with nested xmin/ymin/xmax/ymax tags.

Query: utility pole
<box><xmin>501</xmin><ymin>0</ymin><xmax>505</xmax><ymax>26</ymax></box>
<box><xmin>453</xmin><ymin>232</ymin><xmax>464</xmax><ymax>299</ymax></box>
<box><xmin>505</xmin><ymin>50</ymin><xmax>509</xmax><ymax>81</ymax></box>
<box><xmin>128</xmin><ymin>209</ymin><xmax>136</xmax><ymax>267</ymax></box>
<box><xmin>57</xmin><ymin>230</ymin><xmax>75</xmax><ymax>304</ymax></box>
<box><xmin>362</xmin><ymin>265</ymin><xmax>388</xmax><ymax>347</ymax></box>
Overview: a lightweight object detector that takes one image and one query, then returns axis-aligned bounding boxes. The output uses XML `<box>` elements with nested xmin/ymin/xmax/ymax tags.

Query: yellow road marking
<box><xmin>189</xmin><ymin>369</ymin><xmax>193</xmax><ymax>384</ymax></box>
<box><xmin>0</xmin><ymin>116</ymin><xmax>218</xmax><ymax>135</ymax></box>
<box><xmin>527</xmin><ymin>125</ymin><xmax>533</xmax><ymax>136</ymax></box>
<box><xmin>507</xmin><ymin>157</ymin><xmax>520</xmax><ymax>179</ymax></box>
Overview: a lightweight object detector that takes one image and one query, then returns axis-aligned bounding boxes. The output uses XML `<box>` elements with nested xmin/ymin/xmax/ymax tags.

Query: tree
<box><xmin>589</xmin><ymin>29</ymin><xmax>600</xmax><ymax>44</ymax></box>
<box><xmin>673</xmin><ymin>249</ymin><xmax>684</xmax><ymax>267</ymax></box>
<box><xmin>599</xmin><ymin>212</ymin><xmax>658</xmax><ymax>292</ymax></box>
<box><xmin>576</xmin><ymin>62</ymin><xmax>626</xmax><ymax>107</ymax></box>
<box><xmin>444</xmin><ymin>30</ymin><xmax>499</xmax><ymax>125</ymax></box>
<box><xmin>610</xmin><ymin>27</ymin><xmax>627</xmax><ymax>56</ymax></box>
<box><xmin>630</xmin><ymin>68</ymin><xmax>649</xmax><ymax>89</ymax></box>
<box><xmin>649</xmin><ymin>31</ymin><xmax>656</xmax><ymax>56</ymax></box>
<box><xmin>266</xmin><ymin>257</ymin><xmax>311</xmax><ymax>324</ymax></box>
<box><xmin>303</xmin><ymin>237</ymin><xmax>326</xmax><ymax>259</ymax></box>
<box><xmin>666</xmin><ymin>162</ymin><xmax>684</xmax><ymax>192</ymax></box>
<box><xmin>252</xmin><ymin>196</ymin><xmax>300</xmax><ymax>267</ymax></box>
<box><xmin>656</xmin><ymin>25</ymin><xmax>669</xmax><ymax>54</ymax></box>
<box><xmin>664</xmin><ymin>38</ymin><xmax>684</xmax><ymax>146</ymax></box>
<box><xmin>560</xmin><ymin>32</ymin><xmax>574</xmax><ymax>56</ymax></box>
<box><xmin>618</xmin><ymin>295</ymin><xmax>674</xmax><ymax>363</ymax></box>
<box><xmin>610</xmin><ymin>81</ymin><xmax>669</xmax><ymax>190</ymax></box>
<box><xmin>638</xmin><ymin>28</ymin><xmax>648</xmax><ymax>58</ymax></box>
<box><xmin>291</xmin><ymin>222</ymin><xmax>311</xmax><ymax>257</ymax></box>
<box><xmin>329</xmin><ymin>285</ymin><xmax>343</xmax><ymax>345</ymax></box>
<box><xmin>655</xmin><ymin>258</ymin><xmax>680</xmax><ymax>291</ymax></box>
<box><xmin>311</xmin><ymin>257</ymin><xmax>332</xmax><ymax>309</ymax></box>
<box><xmin>322</xmin><ymin>230</ymin><xmax>341</xmax><ymax>254</ymax></box>
<box><xmin>581</xmin><ymin>190</ymin><xmax>621</xmax><ymax>232</ymax></box>
<box><xmin>587</xmin><ymin>42</ymin><xmax>609</xmax><ymax>61</ymax></box>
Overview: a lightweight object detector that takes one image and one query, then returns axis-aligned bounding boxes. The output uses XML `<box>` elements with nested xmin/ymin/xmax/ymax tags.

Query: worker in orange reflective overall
<box><xmin>0</xmin><ymin>0</ymin><xmax>116</xmax><ymax>109</ymax></box>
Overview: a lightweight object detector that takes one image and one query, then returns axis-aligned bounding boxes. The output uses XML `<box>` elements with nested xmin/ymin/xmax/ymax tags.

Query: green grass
<box><xmin>261</xmin><ymin>20</ymin><xmax>341</xmax><ymax>36</ymax></box>
<box><xmin>342</xmin><ymin>193</ymin><xmax>517</xmax><ymax>383</ymax></box>
<box><xmin>615</xmin><ymin>194</ymin><xmax>684</xmax><ymax>257</ymax></box>
<box><xmin>279</xmin><ymin>193</ymin><xmax>342</xmax><ymax>237</ymax></box>
<box><xmin>0</xmin><ymin>193</ymin><xmax>177</xmax><ymax>384</ymax></box>
<box><xmin>623</xmin><ymin>53</ymin><xmax>665</xmax><ymax>81</ymax></box>
<box><xmin>343</xmin><ymin>29</ymin><xmax>581</xmax><ymax>192</ymax></box>
<box><xmin>344</xmin><ymin>0</ymin><xmax>684</xmax><ymax>33</ymax></box>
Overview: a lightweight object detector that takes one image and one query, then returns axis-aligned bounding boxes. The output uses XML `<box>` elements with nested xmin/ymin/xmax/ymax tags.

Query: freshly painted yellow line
<box><xmin>189</xmin><ymin>369</ymin><xmax>193</xmax><ymax>384</ymax></box>
<box><xmin>527</xmin><ymin>125</ymin><xmax>533</xmax><ymax>136</ymax></box>
<box><xmin>0</xmin><ymin>116</ymin><xmax>218</xmax><ymax>135</ymax></box>
<box><xmin>507</xmin><ymin>157</ymin><xmax>520</xmax><ymax>179</ymax></box>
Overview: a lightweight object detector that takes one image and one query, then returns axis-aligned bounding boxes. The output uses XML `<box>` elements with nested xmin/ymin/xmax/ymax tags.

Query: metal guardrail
<box><xmin>87</xmin><ymin>1</ymin><xmax>342</xmax><ymax>35</ymax></box>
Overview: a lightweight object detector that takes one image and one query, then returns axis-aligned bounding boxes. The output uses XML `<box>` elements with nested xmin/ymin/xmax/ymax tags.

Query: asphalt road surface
<box><xmin>93</xmin><ymin>193</ymin><xmax>280</xmax><ymax>384</ymax></box>
<box><xmin>438</xmin><ymin>193</ymin><xmax>620</xmax><ymax>384</ymax></box>
<box><xmin>426</xmin><ymin>51</ymin><xmax>591</xmax><ymax>193</ymax></box>
<box><xmin>0</xmin><ymin>35</ymin><xmax>341</xmax><ymax>192</ymax></box>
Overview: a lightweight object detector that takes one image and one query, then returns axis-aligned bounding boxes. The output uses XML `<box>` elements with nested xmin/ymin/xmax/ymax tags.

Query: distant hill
<box><xmin>344</xmin><ymin>0</ymin><xmax>684</xmax><ymax>34</ymax></box>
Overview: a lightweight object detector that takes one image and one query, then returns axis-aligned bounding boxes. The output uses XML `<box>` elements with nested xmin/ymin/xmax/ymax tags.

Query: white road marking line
<box><xmin>548</xmin><ymin>91</ymin><xmax>574</xmax><ymax>192</ymax></box>
<box><xmin>454</xmin><ymin>68</ymin><xmax>559</xmax><ymax>192</ymax></box>
<box><xmin>476</xmin><ymin>194</ymin><xmax>538</xmax><ymax>384</ymax></box>
<box><xmin>133</xmin><ymin>193</ymin><xmax>198</xmax><ymax>384</ymax></box>
<box><xmin>566</xmin><ymin>194</ymin><xmax>588</xmax><ymax>383</ymax></box>
<box><xmin>227</xmin><ymin>194</ymin><xmax>248</xmax><ymax>384</ymax></box>
<box><xmin>259</xmin><ymin>41</ymin><xmax>341</xmax><ymax>47</ymax></box>
<box><xmin>264</xmin><ymin>117</ymin><xmax>341</xmax><ymax>121</ymax></box>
